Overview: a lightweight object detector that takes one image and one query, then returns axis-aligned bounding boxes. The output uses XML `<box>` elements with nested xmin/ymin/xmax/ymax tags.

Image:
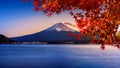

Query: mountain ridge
<box><xmin>0</xmin><ymin>34</ymin><xmax>15</xmax><ymax>44</ymax></box>
<box><xmin>11</xmin><ymin>23</ymin><xmax>89</xmax><ymax>44</ymax></box>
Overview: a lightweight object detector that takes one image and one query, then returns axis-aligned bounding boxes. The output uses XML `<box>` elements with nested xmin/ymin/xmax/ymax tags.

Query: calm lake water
<box><xmin>0</xmin><ymin>44</ymin><xmax>120</xmax><ymax>68</ymax></box>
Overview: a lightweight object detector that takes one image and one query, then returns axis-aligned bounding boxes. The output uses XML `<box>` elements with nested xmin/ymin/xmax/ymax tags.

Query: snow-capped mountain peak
<box><xmin>46</xmin><ymin>23</ymin><xmax>76</xmax><ymax>32</ymax></box>
<box><xmin>11</xmin><ymin>23</ymin><xmax>90</xmax><ymax>43</ymax></box>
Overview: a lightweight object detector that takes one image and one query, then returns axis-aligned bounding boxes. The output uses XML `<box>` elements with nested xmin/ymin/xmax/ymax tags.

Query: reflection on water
<box><xmin>0</xmin><ymin>44</ymin><xmax>120</xmax><ymax>68</ymax></box>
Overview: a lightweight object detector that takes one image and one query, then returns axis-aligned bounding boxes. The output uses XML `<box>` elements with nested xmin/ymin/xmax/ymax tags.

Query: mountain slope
<box><xmin>0</xmin><ymin>34</ymin><xmax>15</xmax><ymax>44</ymax></box>
<box><xmin>11</xmin><ymin>23</ymin><xmax>89</xmax><ymax>43</ymax></box>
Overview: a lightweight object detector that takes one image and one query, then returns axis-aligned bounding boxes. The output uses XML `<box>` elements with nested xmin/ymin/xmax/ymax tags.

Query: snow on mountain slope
<box><xmin>64</xmin><ymin>22</ymin><xmax>79</xmax><ymax>32</ymax></box>
<box><xmin>46</xmin><ymin>23</ymin><xmax>77</xmax><ymax>32</ymax></box>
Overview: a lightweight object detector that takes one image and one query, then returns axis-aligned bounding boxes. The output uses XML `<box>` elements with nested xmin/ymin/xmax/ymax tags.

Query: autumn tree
<box><xmin>26</xmin><ymin>0</ymin><xmax>120</xmax><ymax>49</ymax></box>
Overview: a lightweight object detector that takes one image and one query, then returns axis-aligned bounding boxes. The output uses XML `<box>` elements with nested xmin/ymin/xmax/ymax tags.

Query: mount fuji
<box><xmin>11</xmin><ymin>23</ymin><xmax>89</xmax><ymax>44</ymax></box>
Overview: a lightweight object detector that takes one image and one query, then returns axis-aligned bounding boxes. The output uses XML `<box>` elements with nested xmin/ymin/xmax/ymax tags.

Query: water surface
<box><xmin>0</xmin><ymin>44</ymin><xmax>120</xmax><ymax>68</ymax></box>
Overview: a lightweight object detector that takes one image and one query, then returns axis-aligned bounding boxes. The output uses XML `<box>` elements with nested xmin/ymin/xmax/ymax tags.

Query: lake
<box><xmin>0</xmin><ymin>44</ymin><xmax>120</xmax><ymax>68</ymax></box>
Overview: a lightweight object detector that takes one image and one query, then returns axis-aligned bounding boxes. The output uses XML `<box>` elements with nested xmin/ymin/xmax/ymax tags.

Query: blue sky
<box><xmin>0</xmin><ymin>0</ymin><xmax>75</xmax><ymax>37</ymax></box>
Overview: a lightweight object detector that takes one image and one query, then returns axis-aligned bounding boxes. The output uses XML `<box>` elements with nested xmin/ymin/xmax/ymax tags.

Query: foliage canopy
<box><xmin>26</xmin><ymin>0</ymin><xmax>120</xmax><ymax>49</ymax></box>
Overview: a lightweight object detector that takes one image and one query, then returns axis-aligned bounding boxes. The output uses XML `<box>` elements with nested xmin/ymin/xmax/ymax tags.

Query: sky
<box><xmin>1</xmin><ymin>0</ymin><xmax>120</xmax><ymax>38</ymax></box>
<box><xmin>0</xmin><ymin>0</ymin><xmax>75</xmax><ymax>38</ymax></box>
